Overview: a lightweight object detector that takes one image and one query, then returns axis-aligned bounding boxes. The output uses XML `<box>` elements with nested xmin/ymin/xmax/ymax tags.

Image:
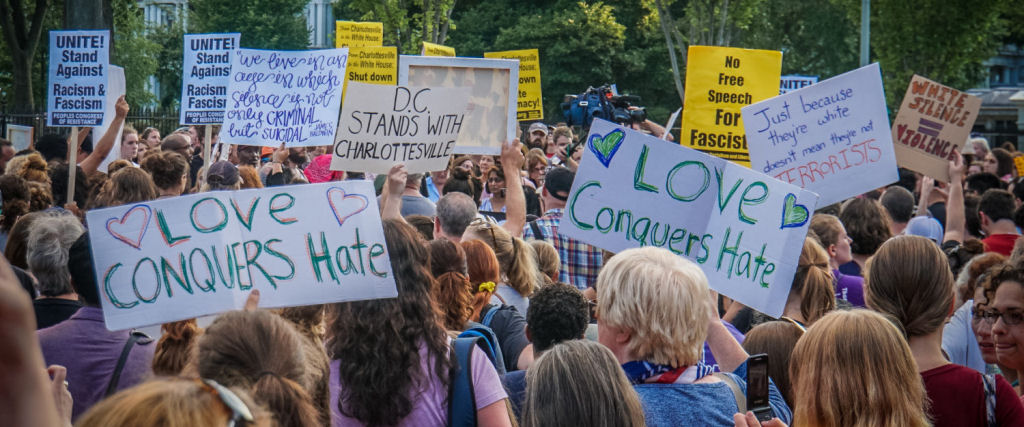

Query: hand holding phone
<box><xmin>746</xmin><ymin>354</ymin><xmax>773</xmax><ymax>422</ymax></box>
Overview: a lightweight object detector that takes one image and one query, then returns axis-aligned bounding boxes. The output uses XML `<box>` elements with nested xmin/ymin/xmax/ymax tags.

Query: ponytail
<box><xmin>435</xmin><ymin>271</ymin><xmax>474</xmax><ymax>330</ymax></box>
<box><xmin>506</xmin><ymin>236</ymin><xmax>542</xmax><ymax>297</ymax></box>
<box><xmin>790</xmin><ymin>237</ymin><xmax>836</xmax><ymax>325</ymax></box>
<box><xmin>253</xmin><ymin>373</ymin><xmax>321</xmax><ymax>427</ymax></box>
<box><xmin>153</xmin><ymin>319</ymin><xmax>202</xmax><ymax>375</ymax></box>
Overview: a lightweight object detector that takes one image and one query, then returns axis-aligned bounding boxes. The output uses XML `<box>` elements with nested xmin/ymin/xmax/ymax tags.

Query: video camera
<box><xmin>561</xmin><ymin>85</ymin><xmax>646</xmax><ymax>129</ymax></box>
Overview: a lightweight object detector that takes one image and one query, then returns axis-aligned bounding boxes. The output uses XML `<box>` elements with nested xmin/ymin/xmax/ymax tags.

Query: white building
<box><xmin>137</xmin><ymin>0</ymin><xmax>333</xmax><ymax>47</ymax></box>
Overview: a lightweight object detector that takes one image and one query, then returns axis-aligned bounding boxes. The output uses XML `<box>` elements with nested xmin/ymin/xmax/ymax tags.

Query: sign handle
<box><xmin>67</xmin><ymin>127</ymin><xmax>79</xmax><ymax>206</ymax></box>
<box><xmin>203</xmin><ymin>125</ymin><xmax>213</xmax><ymax>175</ymax></box>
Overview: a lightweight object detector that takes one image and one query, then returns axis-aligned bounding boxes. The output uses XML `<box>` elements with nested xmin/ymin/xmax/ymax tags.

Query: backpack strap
<box><xmin>713</xmin><ymin>372</ymin><xmax>746</xmax><ymax>414</ymax></box>
<box><xmin>106</xmin><ymin>330</ymin><xmax>151</xmax><ymax>397</ymax></box>
<box><xmin>983</xmin><ymin>373</ymin><xmax>997</xmax><ymax>427</ymax></box>
<box><xmin>449</xmin><ymin>337</ymin><xmax>479</xmax><ymax>427</ymax></box>
<box><xmin>528</xmin><ymin>220</ymin><xmax>545</xmax><ymax>240</ymax></box>
<box><xmin>481</xmin><ymin>304</ymin><xmax>499</xmax><ymax>329</ymax></box>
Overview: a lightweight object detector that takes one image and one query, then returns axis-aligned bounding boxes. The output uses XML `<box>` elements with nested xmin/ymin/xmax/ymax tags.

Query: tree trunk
<box><xmin>437</xmin><ymin>0</ymin><xmax>454</xmax><ymax>44</ymax></box>
<box><xmin>10</xmin><ymin>53</ymin><xmax>33</xmax><ymax>110</ymax></box>
<box><xmin>655</xmin><ymin>0</ymin><xmax>685</xmax><ymax>107</ymax></box>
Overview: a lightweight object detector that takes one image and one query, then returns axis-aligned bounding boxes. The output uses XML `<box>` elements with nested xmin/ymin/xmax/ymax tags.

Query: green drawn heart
<box><xmin>780</xmin><ymin>193</ymin><xmax>809</xmax><ymax>229</ymax></box>
<box><xmin>588</xmin><ymin>129</ymin><xmax>625</xmax><ymax>167</ymax></box>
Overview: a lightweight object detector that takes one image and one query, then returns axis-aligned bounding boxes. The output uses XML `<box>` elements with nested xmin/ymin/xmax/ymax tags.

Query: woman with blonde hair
<box><xmin>529</xmin><ymin>239</ymin><xmax>560</xmax><ymax>284</ymax></box>
<box><xmin>809</xmin><ymin>213</ymin><xmax>864</xmax><ymax>307</ymax></box>
<box><xmin>779</xmin><ymin>237</ymin><xmax>836</xmax><ymax>329</ymax></box>
<box><xmin>522</xmin><ymin>340</ymin><xmax>646</xmax><ymax>427</ymax></box>
<box><xmin>866</xmin><ymin>235</ymin><xmax>1024</xmax><ymax>426</ymax></box>
<box><xmin>461</xmin><ymin>238</ymin><xmax>532</xmax><ymax>372</ymax></box>
<box><xmin>464</xmin><ymin>220</ymin><xmax>543</xmax><ymax>314</ymax></box>
<box><xmin>76</xmin><ymin>377</ymin><xmax>269</xmax><ymax>427</ymax></box>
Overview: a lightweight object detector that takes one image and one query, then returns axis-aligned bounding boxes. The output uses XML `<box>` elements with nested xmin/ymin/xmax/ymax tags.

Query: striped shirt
<box><xmin>523</xmin><ymin>208</ymin><xmax>603</xmax><ymax>290</ymax></box>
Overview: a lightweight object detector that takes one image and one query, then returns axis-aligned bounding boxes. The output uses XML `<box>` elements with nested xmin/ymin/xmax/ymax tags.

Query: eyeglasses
<box><xmin>488</xmin><ymin>176</ymin><xmax>504</xmax><ymax>184</ymax></box>
<box><xmin>197</xmin><ymin>379</ymin><xmax>255</xmax><ymax>427</ymax></box>
<box><xmin>978</xmin><ymin>309</ymin><xmax>1024</xmax><ymax>326</ymax></box>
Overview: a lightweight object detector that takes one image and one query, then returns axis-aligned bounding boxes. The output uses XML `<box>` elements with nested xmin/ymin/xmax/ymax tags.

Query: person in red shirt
<box><xmin>979</xmin><ymin>189</ymin><xmax>1020</xmax><ymax>256</ymax></box>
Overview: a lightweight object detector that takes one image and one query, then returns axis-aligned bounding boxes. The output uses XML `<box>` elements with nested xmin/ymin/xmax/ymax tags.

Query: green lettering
<box><xmin>633</xmin><ymin>145</ymin><xmax>659</xmax><ymax>193</ymax></box>
<box><xmin>103</xmin><ymin>263</ymin><xmax>138</xmax><ymax>308</ymax></box>
<box><xmin>667</xmin><ymin>161</ymin><xmax>710</xmax><ymax>202</ymax></box>
<box><xmin>568</xmin><ymin>181</ymin><xmax>601</xmax><ymax>230</ymax></box>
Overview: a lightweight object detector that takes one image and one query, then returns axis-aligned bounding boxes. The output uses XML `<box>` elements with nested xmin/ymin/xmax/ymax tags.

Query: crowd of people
<box><xmin>5</xmin><ymin>94</ymin><xmax>1024</xmax><ymax>427</ymax></box>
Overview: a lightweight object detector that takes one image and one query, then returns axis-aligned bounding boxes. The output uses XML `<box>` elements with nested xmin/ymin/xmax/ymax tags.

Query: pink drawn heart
<box><xmin>326</xmin><ymin>187</ymin><xmax>368</xmax><ymax>227</ymax></box>
<box><xmin>105</xmin><ymin>205</ymin><xmax>152</xmax><ymax>250</ymax></box>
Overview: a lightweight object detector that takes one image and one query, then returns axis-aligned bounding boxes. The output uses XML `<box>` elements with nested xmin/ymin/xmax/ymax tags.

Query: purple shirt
<box><xmin>834</xmin><ymin>269</ymin><xmax>866</xmax><ymax>307</ymax></box>
<box><xmin>37</xmin><ymin>307</ymin><xmax>155</xmax><ymax>421</ymax></box>
<box><xmin>702</xmin><ymin>320</ymin><xmax>745</xmax><ymax>371</ymax></box>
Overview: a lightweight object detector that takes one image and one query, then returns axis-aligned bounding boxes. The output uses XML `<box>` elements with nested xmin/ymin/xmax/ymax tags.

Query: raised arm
<box><xmin>79</xmin><ymin>95</ymin><xmax>128</xmax><ymax>174</ymax></box>
<box><xmin>944</xmin><ymin>150</ymin><xmax>966</xmax><ymax>244</ymax></box>
<box><xmin>381</xmin><ymin>163</ymin><xmax>408</xmax><ymax>223</ymax></box>
<box><xmin>916</xmin><ymin>176</ymin><xmax>935</xmax><ymax>218</ymax></box>
<box><xmin>705</xmin><ymin>291</ymin><xmax>748</xmax><ymax>373</ymax></box>
<box><xmin>500</xmin><ymin>139</ymin><xmax>526</xmax><ymax>237</ymax></box>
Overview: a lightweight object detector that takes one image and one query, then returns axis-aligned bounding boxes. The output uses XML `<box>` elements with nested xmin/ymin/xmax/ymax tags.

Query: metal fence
<box><xmin>0</xmin><ymin>108</ymin><xmax>183</xmax><ymax>139</ymax></box>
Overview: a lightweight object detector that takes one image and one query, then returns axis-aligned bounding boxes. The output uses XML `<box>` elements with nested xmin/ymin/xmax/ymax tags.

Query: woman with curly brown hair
<box><xmin>328</xmin><ymin>219</ymin><xmax>512</xmax><ymax>426</ymax></box>
<box><xmin>839</xmin><ymin>197</ymin><xmax>893</xmax><ymax>276</ymax></box>
<box><xmin>427</xmin><ymin>239</ymin><xmax>474</xmax><ymax>331</ymax></box>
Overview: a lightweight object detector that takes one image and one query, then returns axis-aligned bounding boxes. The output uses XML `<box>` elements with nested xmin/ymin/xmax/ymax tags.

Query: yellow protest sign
<box><xmin>422</xmin><ymin>42</ymin><xmax>455</xmax><ymax>57</ymax></box>
<box><xmin>335</xmin><ymin>21</ymin><xmax>383</xmax><ymax>48</ymax></box>
<box><xmin>681</xmin><ymin>46</ymin><xmax>782</xmax><ymax>166</ymax></box>
<box><xmin>485</xmin><ymin>49</ymin><xmax>543</xmax><ymax>121</ymax></box>
<box><xmin>1015</xmin><ymin>156</ymin><xmax>1024</xmax><ymax>178</ymax></box>
<box><xmin>343</xmin><ymin>46</ymin><xmax>398</xmax><ymax>99</ymax></box>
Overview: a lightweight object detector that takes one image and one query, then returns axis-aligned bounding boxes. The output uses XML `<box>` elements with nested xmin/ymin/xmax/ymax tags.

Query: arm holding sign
<box><xmin>916</xmin><ymin>177</ymin><xmax>935</xmax><ymax>218</ymax></box>
<box><xmin>944</xmin><ymin>151</ymin><xmax>966</xmax><ymax>244</ymax></box>
<box><xmin>381</xmin><ymin>164</ymin><xmax>409</xmax><ymax>223</ymax></box>
<box><xmin>79</xmin><ymin>95</ymin><xmax>129</xmax><ymax>175</ymax></box>
<box><xmin>705</xmin><ymin>292</ymin><xmax>748</xmax><ymax>373</ymax></box>
<box><xmin>501</xmin><ymin>139</ymin><xmax>527</xmax><ymax>237</ymax></box>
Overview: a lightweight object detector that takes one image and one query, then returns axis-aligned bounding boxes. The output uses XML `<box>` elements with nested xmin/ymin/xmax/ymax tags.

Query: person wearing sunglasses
<box><xmin>76</xmin><ymin>377</ymin><xmax>266</xmax><ymax>427</ymax></box>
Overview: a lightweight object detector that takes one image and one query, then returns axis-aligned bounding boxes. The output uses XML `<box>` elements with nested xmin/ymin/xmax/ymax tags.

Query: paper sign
<box><xmin>891</xmin><ymin>75</ymin><xmax>981</xmax><ymax>182</ymax></box>
<box><xmin>330</xmin><ymin>82</ymin><xmax>470</xmax><ymax>174</ymax></box>
<box><xmin>180</xmin><ymin>33</ymin><xmax>239</xmax><ymax>125</ymax></box>
<box><xmin>780</xmin><ymin>75</ymin><xmax>818</xmax><ymax>94</ymax></box>
<box><xmin>335</xmin><ymin>21</ymin><xmax>383</xmax><ymax>48</ymax></box>
<box><xmin>47</xmin><ymin>30</ymin><xmax>109</xmax><ymax>127</ymax></box>
<box><xmin>743</xmin><ymin>63</ymin><xmax>898</xmax><ymax>207</ymax></box>
<box><xmin>484</xmin><ymin>49</ymin><xmax>542</xmax><ymax>121</ymax></box>
<box><xmin>680</xmin><ymin>46</ymin><xmax>782</xmax><ymax>165</ymax></box>
<box><xmin>1015</xmin><ymin>156</ymin><xmax>1024</xmax><ymax>178</ymax></box>
<box><xmin>7</xmin><ymin>125</ymin><xmax>33</xmax><ymax>151</ymax></box>
<box><xmin>422</xmin><ymin>42</ymin><xmax>455</xmax><ymax>57</ymax></box>
<box><xmin>86</xmin><ymin>181</ymin><xmax>398</xmax><ymax>330</ymax></box>
<box><xmin>561</xmin><ymin>119</ymin><xmax>818</xmax><ymax>317</ymax></box>
<box><xmin>96</xmin><ymin>65</ymin><xmax>127</xmax><ymax>173</ymax></box>
<box><xmin>222</xmin><ymin>48</ymin><xmax>349</xmax><ymax>147</ymax></box>
<box><xmin>343</xmin><ymin>46</ymin><xmax>398</xmax><ymax>96</ymax></box>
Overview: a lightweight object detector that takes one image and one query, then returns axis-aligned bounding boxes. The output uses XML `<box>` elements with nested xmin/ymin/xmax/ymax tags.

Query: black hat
<box><xmin>544</xmin><ymin>167</ymin><xmax>575</xmax><ymax>201</ymax></box>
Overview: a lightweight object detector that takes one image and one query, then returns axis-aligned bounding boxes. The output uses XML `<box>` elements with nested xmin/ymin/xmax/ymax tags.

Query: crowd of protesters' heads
<box><xmin>7</xmin><ymin>104</ymin><xmax>1024</xmax><ymax>427</ymax></box>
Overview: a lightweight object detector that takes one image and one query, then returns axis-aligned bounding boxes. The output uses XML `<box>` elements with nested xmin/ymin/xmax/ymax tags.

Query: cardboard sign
<box><xmin>561</xmin><ymin>119</ymin><xmax>818</xmax><ymax>317</ymax></box>
<box><xmin>343</xmin><ymin>46</ymin><xmax>398</xmax><ymax>96</ymax></box>
<box><xmin>484</xmin><ymin>49</ymin><xmax>543</xmax><ymax>121</ymax></box>
<box><xmin>47</xmin><ymin>30</ymin><xmax>109</xmax><ymax>127</ymax></box>
<box><xmin>335</xmin><ymin>21</ymin><xmax>383</xmax><ymax>48</ymax></box>
<box><xmin>680</xmin><ymin>46</ymin><xmax>782</xmax><ymax>165</ymax></box>
<box><xmin>330</xmin><ymin>82</ymin><xmax>470</xmax><ymax>174</ymax></box>
<box><xmin>780</xmin><ymin>75</ymin><xmax>818</xmax><ymax>94</ymax></box>
<box><xmin>891</xmin><ymin>75</ymin><xmax>981</xmax><ymax>182</ymax></box>
<box><xmin>180</xmin><ymin>33</ymin><xmax>240</xmax><ymax>125</ymax></box>
<box><xmin>743</xmin><ymin>63</ymin><xmax>898</xmax><ymax>207</ymax></box>
<box><xmin>86</xmin><ymin>181</ymin><xmax>398</xmax><ymax>330</ymax></box>
<box><xmin>422</xmin><ymin>42</ymin><xmax>455</xmax><ymax>57</ymax></box>
<box><xmin>222</xmin><ymin>48</ymin><xmax>349</xmax><ymax>147</ymax></box>
<box><xmin>95</xmin><ymin>65</ymin><xmax>127</xmax><ymax>173</ymax></box>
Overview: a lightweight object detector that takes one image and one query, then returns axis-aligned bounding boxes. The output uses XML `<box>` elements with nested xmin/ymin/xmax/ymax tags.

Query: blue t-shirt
<box><xmin>501</xmin><ymin>370</ymin><xmax>527</xmax><ymax>421</ymax></box>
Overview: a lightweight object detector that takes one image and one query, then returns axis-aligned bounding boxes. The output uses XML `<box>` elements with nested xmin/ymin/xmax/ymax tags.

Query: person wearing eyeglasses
<box><xmin>987</xmin><ymin>260</ymin><xmax>1024</xmax><ymax>399</ymax></box>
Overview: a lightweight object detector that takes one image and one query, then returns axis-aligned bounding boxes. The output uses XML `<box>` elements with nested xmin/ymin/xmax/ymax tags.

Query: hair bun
<box><xmin>450</xmin><ymin>167</ymin><xmax>472</xmax><ymax>181</ymax></box>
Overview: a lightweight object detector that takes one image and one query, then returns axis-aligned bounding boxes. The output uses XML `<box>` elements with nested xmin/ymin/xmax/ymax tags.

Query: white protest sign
<box><xmin>86</xmin><ymin>180</ymin><xmax>397</xmax><ymax>330</ymax></box>
<box><xmin>780</xmin><ymin>75</ymin><xmax>818</xmax><ymax>94</ymax></box>
<box><xmin>561</xmin><ymin>119</ymin><xmax>819</xmax><ymax>318</ymax></box>
<box><xmin>96</xmin><ymin>65</ymin><xmax>126</xmax><ymax>173</ymax></box>
<box><xmin>744</xmin><ymin>63</ymin><xmax>897</xmax><ymax>207</ymax></box>
<box><xmin>180</xmin><ymin>33</ymin><xmax>240</xmax><ymax>125</ymax></box>
<box><xmin>222</xmin><ymin>48</ymin><xmax>349</xmax><ymax>147</ymax></box>
<box><xmin>330</xmin><ymin>82</ymin><xmax>470</xmax><ymax>174</ymax></box>
<box><xmin>47</xmin><ymin>30</ymin><xmax>109</xmax><ymax>127</ymax></box>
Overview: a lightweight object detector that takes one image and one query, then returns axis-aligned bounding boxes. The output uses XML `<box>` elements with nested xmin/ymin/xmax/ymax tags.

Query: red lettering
<box><xmin>797</xmin><ymin>165</ymin><xmax>813</xmax><ymax>186</ymax></box>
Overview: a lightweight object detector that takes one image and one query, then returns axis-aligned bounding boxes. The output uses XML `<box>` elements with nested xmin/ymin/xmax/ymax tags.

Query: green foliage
<box><xmin>112</xmin><ymin>0</ymin><xmax>159</xmax><ymax>106</ymax></box>
<box><xmin>741</xmin><ymin>0</ymin><xmax>858</xmax><ymax>78</ymax></box>
<box><xmin>148</xmin><ymin>7</ymin><xmax>185</xmax><ymax>109</ymax></box>
<box><xmin>190</xmin><ymin>0</ymin><xmax>310</xmax><ymax>49</ymax></box>
<box><xmin>334</xmin><ymin>0</ymin><xmax>456</xmax><ymax>54</ymax></box>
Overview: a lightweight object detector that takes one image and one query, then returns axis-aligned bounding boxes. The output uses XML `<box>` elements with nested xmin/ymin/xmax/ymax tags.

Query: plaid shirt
<box><xmin>523</xmin><ymin>208</ymin><xmax>603</xmax><ymax>290</ymax></box>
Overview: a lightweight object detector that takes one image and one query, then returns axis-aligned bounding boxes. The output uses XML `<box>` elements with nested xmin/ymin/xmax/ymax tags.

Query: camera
<box><xmin>561</xmin><ymin>85</ymin><xmax>647</xmax><ymax>129</ymax></box>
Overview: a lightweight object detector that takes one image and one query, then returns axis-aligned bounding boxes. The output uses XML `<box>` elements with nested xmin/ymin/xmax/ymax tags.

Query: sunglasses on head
<box><xmin>197</xmin><ymin>378</ymin><xmax>255</xmax><ymax>427</ymax></box>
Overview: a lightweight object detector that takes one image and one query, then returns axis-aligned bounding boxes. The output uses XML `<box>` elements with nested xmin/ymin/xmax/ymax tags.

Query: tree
<box><xmin>111</xmin><ymin>0</ymin><xmax>158</xmax><ymax>106</ymax></box>
<box><xmin>148</xmin><ymin>6</ymin><xmax>184</xmax><ymax>109</ymax></box>
<box><xmin>335</xmin><ymin>0</ymin><xmax>456</xmax><ymax>54</ymax></box>
<box><xmin>191</xmin><ymin>0</ymin><xmax>310</xmax><ymax>49</ymax></box>
<box><xmin>0</xmin><ymin>0</ymin><xmax>51</xmax><ymax>109</ymax></box>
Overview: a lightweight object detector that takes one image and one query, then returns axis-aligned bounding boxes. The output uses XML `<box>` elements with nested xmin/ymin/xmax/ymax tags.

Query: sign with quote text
<box><xmin>47</xmin><ymin>30</ymin><xmax>109</xmax><ymax>127</ymax></box>
<box><xmin>222</xmin><ymin>48</ymin><xmax>348</xmax><ymax>147</ymax></box>
<box><xmin>86</xmin><ymin>181</ymin><xmax>397</xmax><ymax>330</ymax></box>
<box><xmin>681</xmin><ymin>46</ymin><xmax>782</xmax><ymax>165</ymax></box>
<box><xmin>561</xmin><ymin>119</ymin><xmax>818</xmax><ymax>317</ymax></box>
<box><xmin>891</xmin><ymin>75</ymin><xmax>981</xmax><ymax>182</ymax></box>
<box><xmin>335</xmin><ymin>21</ymin><xmax>383</xmax><ymax>48</ymax></box>
<box><xmin>743</xmin><ymin>63</ymin><xmax>897</xmax><ymax>207</ymax></box>
<box><xmin>484</xmin><ymin>49</ymin><xmax>543</xmax><ymax>121</ymax></box>
<box><xmin>330</xmin><ymin>82</ymin><xmax>470</xmax><ymax>174</ymax></box>
<box><xmin>180</xmin><ymin>33</ymin><xmax>240</xmax><ymax>125</ymax></box>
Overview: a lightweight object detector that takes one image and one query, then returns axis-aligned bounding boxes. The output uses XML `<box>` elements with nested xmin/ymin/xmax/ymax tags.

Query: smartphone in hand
<box><xmin>746</xmin><ymin>353</ymin><xmax>773</xmax><ymax>422</ymax></box>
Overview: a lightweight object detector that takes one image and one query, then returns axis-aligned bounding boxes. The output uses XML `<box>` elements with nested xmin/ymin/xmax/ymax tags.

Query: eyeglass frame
<box><xmin>976</xmin><ymin>308</ymin><xmax>1024</xmax><ymax>326</ymax></box>
<box><xmin>197</xmin><ymin>378</ymin><xmax>255</xmax><ymax>427</ymax></box>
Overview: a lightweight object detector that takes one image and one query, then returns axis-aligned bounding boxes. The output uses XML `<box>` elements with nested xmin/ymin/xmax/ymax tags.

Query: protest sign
<box><xmin>6</xmin><ymin>125</ymin><xmax>33</xmax><ymax>151</ymax></box>
<box><xmin>180</xmin><ymin>33</ymin><xmax>240</xmax><ymax>125</ymax></box>
<box><xmin>47</xmin><ymin>30</ymin><xmax>109</xmax><ymax>127</ymax></box>
<box><xmin>680</xmin><ymin>46</ymin><xmax>782</xmax><ymax>165</ymax></box>
<box><xmin>330</xmin><ymin>82</ymin><xmax>470</xmax><ymax>174</ymax></box>
<box><xmin>743</xmin><ymin>63</ymin><xmax>898</xmax><ymax>207</ymax></box>
<box><xmin>1015</xmin><ymin>156</ymin><xmax>1024</xmax><ymax>178</ymax></box>
<box><xmin>484</xmin><ymin>49</ymin><xmax>542</xmax><ymax>121</ymax></box>
<box><xmin>335</xmin><ymin>21</ymin><xmax>383</xmax><ymax>48</ymax></box>
<box><xmin>343</xmin><ymin>46</ymin><xmax>398</xmax><ymax>96</ymax></box>
<box><xmin>86</xmin><ymin>180</ymin><xmax>398</xmax><ymax>330</ymax></box>
<box><xmin>222</xmin><ymin>48</ymin><xmax>348</xmax><ymax>147</ymax></box>
<box><xmin>891</xmin><ymin>75</ymin><xmax>981</xmax><ymax>182</ymax></box>
<box><xmin>95</xmin><ymin>65</ymin><xmax>126</xmax><ymax>173</ymax></box>
<box><xmin>399</xmin><ymin>56</ymin><xmax>518</xmax><ymax>155</ymax></box>
<box><xmin>422</xmin><ymin>42</ymin><xmax>455</xmax><ymax>57</ymax></box>
<box><xmin>561</xmin><ymin>119</ymin><xmax>818</xmax><ymax>317</ymax></box>
<box><xmin>780</xmin><ymin>75</ymin><xmax>818</xmax><ymax>94</ymax></box>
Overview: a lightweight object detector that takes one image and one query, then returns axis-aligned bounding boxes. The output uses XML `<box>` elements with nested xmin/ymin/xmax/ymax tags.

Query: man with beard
<box><xmin>261</xmin><ymin>145</ymin><xmax>310</xmax><ymax>186</ymax></box>
<box><xmin>526</xmin><ymin>122</ymin><xmax>548</xmax><ymax>152</ymax></box>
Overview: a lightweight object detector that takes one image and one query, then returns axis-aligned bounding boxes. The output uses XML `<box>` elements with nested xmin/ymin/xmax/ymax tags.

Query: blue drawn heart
<box><xmin>588</xmin><ymin>129</ymin><xmax>626</xmax><ymax>168</ymax></box>
<box><xmin>780</xmin><ymin>193</ymin><xmax>809</xmax><ymax>229</ymax></box>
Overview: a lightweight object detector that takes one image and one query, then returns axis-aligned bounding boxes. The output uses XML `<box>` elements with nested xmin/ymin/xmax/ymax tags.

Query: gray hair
<box><xmin>27</xmin><ymin>211</ymin><xmax>85</xmax><ymax>297</ymax></box>
<box><xmin>436</xmin><ymin>192</ymin><xmax>478</xmax><ymax>237</ymax></box>
<box><xmin>406</xmin><ymin>173</ymin><xmax>424</xmax><ymax>189</ymax></box>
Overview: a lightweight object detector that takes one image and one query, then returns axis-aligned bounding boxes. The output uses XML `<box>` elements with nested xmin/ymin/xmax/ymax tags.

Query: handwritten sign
<box><xmin>680</xmin><ymin>46</ymin><xmax>782</xmax><ymax>165</ymax></box>
<box><xmin>743</xmin><ymin>63</ymin><xmax>898</xmax><ymax>207</ymax></box>
<box><xmin>891</xmin><ymin>75</ymin><xmax>981</xmax><ymax>182</ymax></box>
<box><xmin>780</xmin><ymin>75</ymin><xmax>818</xmax><ymax>94</ymax></box>
<box><xmin>335</xmin><ymin>21</ymin><xmax>383</xmax><ymax>48</ymax></box>
<box><xmin>86</xmin><ymin>181</ymin><xmax>398</xmax><ymax>330</ymax></box>
<box><xmin>343</xmin><ymin>46</ymin><xmax>397</xmax><ymax>96</ymax></box>
<box><xmin>47</xmin><ymin>30</ymin><xmax>109</xmax><ymax>127</ymax></box>
<box><xmin>484</xmin><ymin>49</ymin><xmax>543</xmax><ymax>121</ymax></box>
<box><xmin>561</xmin><ymin>119</ymin><xmax>818</xmax><ymax>317</ymax></box>
<box><xmin>422</xmin><ymin>42</ymin><xmax>455</xmax><ymax>57</ymax></box>
<box><xmin>222</xmin><ymin>48</ymin><xmax>348</xmax><ymax>147</ymax></box>
<box><xmin>180</xmin><ymin>33</ymin><xmax>239</xmax><ymax>125</ymax></box>
<box><xmin>330</xmin><ymin>82</ymin><xmax>470</xmax><ymax>174</ymax></box>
